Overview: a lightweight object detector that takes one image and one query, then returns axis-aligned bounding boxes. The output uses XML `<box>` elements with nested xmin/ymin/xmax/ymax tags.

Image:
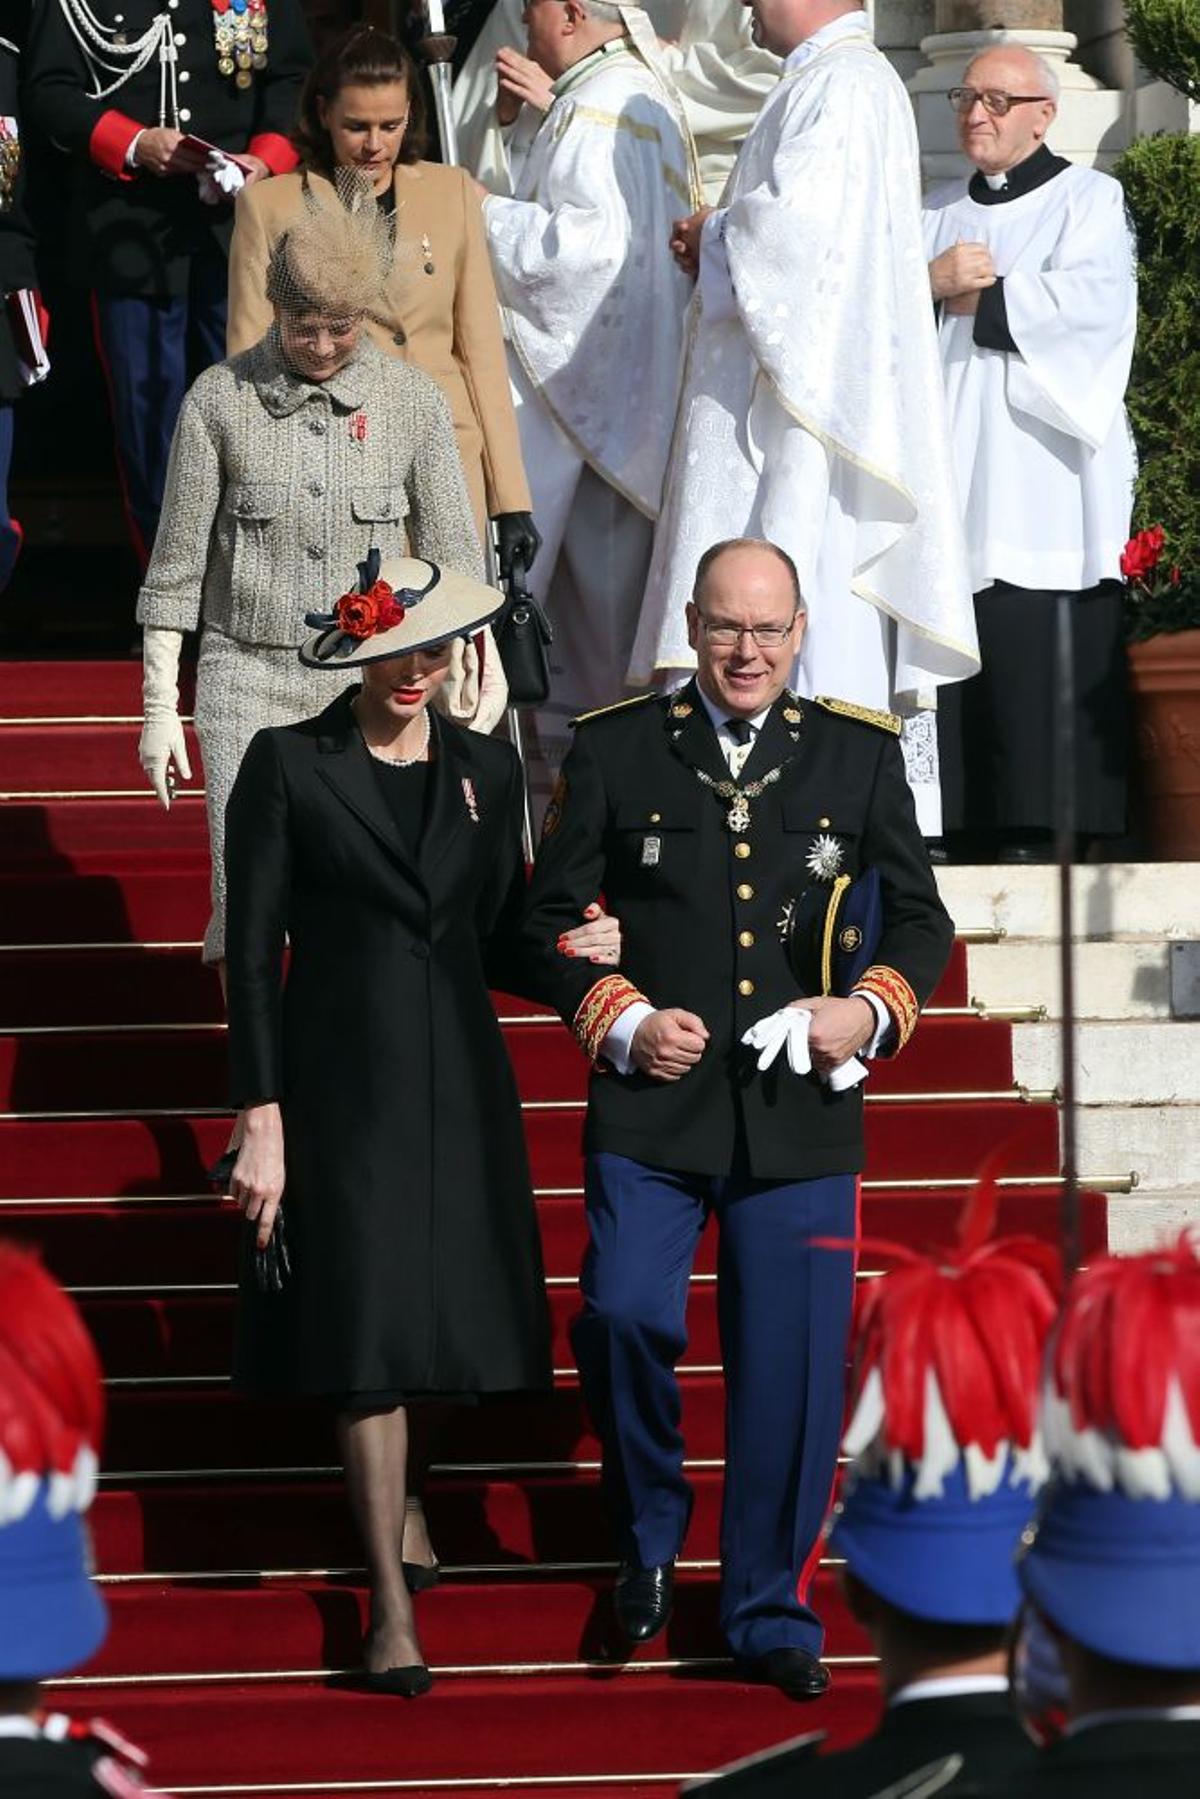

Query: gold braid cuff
<box><xmin>573</xmin><ymin>974</ymin><xmax>650</xmax><ymax>1064</ymax></box>
<box><xmin>854</xmin><ymin>964</ymin><xmax>919</xmax><ymax>1053</ymax></box>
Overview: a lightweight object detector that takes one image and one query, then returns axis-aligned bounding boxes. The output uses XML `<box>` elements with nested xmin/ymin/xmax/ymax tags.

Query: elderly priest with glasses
<box><xmin>923</xmin><ymin>45</ymin><xmax>1137</xmax><ymax>864</ymax></box>
<box><xmin>522</xmin><ymin>537</ymin><xmax>954</xmax><ymax>1700</ymax></box>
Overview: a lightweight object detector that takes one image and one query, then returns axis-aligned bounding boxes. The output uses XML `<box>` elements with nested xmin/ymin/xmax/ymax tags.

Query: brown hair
<box><xmin>293</xmin><ymin>25</ymin><xmax>429</xmax><ymax>174</ymax></box>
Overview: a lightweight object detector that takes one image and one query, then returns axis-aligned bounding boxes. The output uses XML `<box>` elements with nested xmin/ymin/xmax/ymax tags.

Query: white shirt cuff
<box><xmin>125</xmin><ymin>130</ymin><xmax>144</xmax><ymax>170</ymax></box>
<box><xmin>853</xmin><ymin>989</ymin><xmax>893</xmax><ymax>1059</ymax></box>
<box><xmin>697</xmin><ymin>209</ymin><xmax>737</xmax><ymax>324</ymax></box>
<box><xmin>600</xmin><ymin>1001</ymin><xmax>655</xmax><ymax>1075</ymax></box>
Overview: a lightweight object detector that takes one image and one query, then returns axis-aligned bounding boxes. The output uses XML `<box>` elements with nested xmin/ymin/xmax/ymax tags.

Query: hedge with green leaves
<box><xmin>1115</xmin><ymin>130</ymin><xmax>1200</xmax><ymax>598</ymax></box>
<box><xmin>1124</xmin><ymin>0</ymin><xmax>1200</xmax><ymax>100</ymax></box>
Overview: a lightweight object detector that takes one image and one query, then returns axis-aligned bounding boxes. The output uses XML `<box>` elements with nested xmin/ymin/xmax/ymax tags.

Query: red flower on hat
<box><xmin>336</xmin><ymin>578</ymin><xmax>405</xmax><ymax>639</ymax></box>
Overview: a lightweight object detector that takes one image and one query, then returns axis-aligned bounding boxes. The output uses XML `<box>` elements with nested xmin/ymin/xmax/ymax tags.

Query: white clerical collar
<box><xmin>1067</xmin><ymin>1705</ymin><xmax>1200</xmax><ymax>1737</ymax></box>
<box><xmin>783</xmin><ymin>8</ymin><xmax>870</xmax><ymax>73</ymax></box>
<box><xmin>552</xmin><ymin>37</ymin><xmax>632</xmax><ymax>100</ymax></box>
<box><xmin>695</xmin><ymin>685</ymin><xmax>771</xmax><ymax>742</ymax></box>
<box><xmin>889</xmin><ymin>1676</ymin><xmax>1010</xmax><ymax>1710</ymax></box>
<box><xmin>985</xmin><ymin>171</ymin><xmax>1009</xmax><ymax>190</ymax></box>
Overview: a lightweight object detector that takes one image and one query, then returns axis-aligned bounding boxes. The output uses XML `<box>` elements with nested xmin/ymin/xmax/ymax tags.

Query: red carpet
<box><xmin>0</xmin><ymin>662</ymin><xmax>1095</xmax><ymax>1797</ymax></box>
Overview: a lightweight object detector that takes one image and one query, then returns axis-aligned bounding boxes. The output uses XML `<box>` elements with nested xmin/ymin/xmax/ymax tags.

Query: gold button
<box><xmin>734</xmin><ymin>841</ymin><xmax>751</xmax><ymax>860</ymax></box>
<box><xmin>649</xmin><ymin>811</ymin><xmax>661</xmax><ymax>824</ymax></box>
<box><xmin>737</xmin><ymin>883</ymin><xmax>754</xmax><ymax>901</ymax></box>
<box><xmin>818</xmin><ymin>816</ymin><xmax>831</xmax><ymax>828</ymax></box>
<box><xmin>739</xmin><ymin>930</ymin><xmax>755</xmax><ymax>948</ymax></box>
<box><xmin>738</xmin><ymin>978</ymin><xmax>755</xmax><ymax>997</ymax></box>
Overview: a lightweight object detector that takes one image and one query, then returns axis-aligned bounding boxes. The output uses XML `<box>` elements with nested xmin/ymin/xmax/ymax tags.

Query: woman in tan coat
<box><xmin>227</xmin><ymin>25</ymin><xmax>538</xmax><ymax>575</ymax></box>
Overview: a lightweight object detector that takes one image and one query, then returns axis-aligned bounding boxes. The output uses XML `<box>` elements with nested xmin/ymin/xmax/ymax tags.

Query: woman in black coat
<box><xmin>223</xmin><ymin>555</ymin><xmax>616</xmax><ymax>1694</ymax></box>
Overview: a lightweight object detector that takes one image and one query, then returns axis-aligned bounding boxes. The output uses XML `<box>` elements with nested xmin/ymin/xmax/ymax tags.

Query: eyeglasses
<box><xmin>697</xmin><ymin>616</ymin><xmax>797</xmax><ymax>649</ymax></box>
<box><xmin>948</xmin><ymin>86</ymin><xmax>1050</xmax><ymax>117</ymax></box>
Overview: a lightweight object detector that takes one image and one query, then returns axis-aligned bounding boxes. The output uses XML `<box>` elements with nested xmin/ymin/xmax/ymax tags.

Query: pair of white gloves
<box><xmin>137</xmin><ymin>624</ymin><xmax>513</xmax><ymax>809</ymax></box>
<box><xmin>741</xmin><ymin>1006</ymin><xmax>868</xmax><ymax>1092</ymax></box>
<box><xmin>196</xmin><ymin>151</ymin><xmax>246</xmax><ymax>208</ymax></box>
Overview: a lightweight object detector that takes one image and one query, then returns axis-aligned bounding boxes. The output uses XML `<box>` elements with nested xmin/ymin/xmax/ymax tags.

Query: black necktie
<box><xmin>726</xmin><ymin>718</ymin><xmax>753</xmax><ymax>746</ymax></box>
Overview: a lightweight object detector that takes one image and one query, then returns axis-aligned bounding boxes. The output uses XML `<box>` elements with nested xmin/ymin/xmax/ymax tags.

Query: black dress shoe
<box><xmin>738</xmin><ymin>1647</ymin><xmax>830</xmax><ymax>1700</ymax></box>
<box><xmin>614</xmin><ymin>1560</ymin><xmax>674</xmax><ymax>1642</ymax></box>
<box><xmin>362</xmin><ymin>1663</ymin><xmax>433</xmax><ymax>1698</ymax></box>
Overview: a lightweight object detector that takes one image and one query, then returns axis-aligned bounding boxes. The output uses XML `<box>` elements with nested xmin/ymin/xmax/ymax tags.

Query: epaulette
<box><xmin>570</xmin><ymin>692</ymin><xmax>659</xmax><ymax>728</ymax></box>
<box><xmin>815</xmin><ymin>695</ymin><xmax>902</xmax><ymax>736</ymax></box>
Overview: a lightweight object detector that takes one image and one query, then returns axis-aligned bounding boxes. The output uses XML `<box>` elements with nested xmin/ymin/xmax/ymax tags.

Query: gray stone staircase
<box><xmin>936</xmin><ymin>864</ymin><xmax>1200</xmax><ymax>1251</ymax></box>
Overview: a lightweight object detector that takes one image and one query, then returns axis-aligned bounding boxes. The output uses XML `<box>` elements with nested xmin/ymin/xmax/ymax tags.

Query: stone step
<box><xmin>1012</xmin><ymin>1022</ymin><xmax>1200</xmax><ymax>1105</ymax></box>
<box><xmin>1106</xmin><ymin>1191</ymin><xmax>1200</xmax><ymax>1254</ymax></box>
<box><xmin>1074</xmin><ymin>1105</ymin><xmax>1200</xmax><ymax>1195</ymax></box>
<box><xmin>936</xmin><ymin>865</ymin><xmax>1200</xmax><ymax>943</ymax></box>
<box><xmin>969</xmin><ymin>941</ymin><xmax>1171</xmax><ymax>1021</ymax></box>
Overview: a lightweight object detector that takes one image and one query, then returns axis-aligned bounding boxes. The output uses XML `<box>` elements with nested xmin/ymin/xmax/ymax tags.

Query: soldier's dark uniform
<box><xmin>698</xmin><ymin>1692</ymin><xmax>1031</xmax><ymax>1799</ymax></box>
<box><xmin>995</xmin><ymin>1720</ymin><xmax>1200</xmax><ymax>1797</ymax></box>
<box><xmin>0</xmin><ymin>1713</ymin><xmax>161</xmax><ymax>1796</ymax></box>
<box><xmin>523</xmin><ymin>679</ymin><xmax>953</xmax><ymax>1663</ymax></box>
<box><xmin>23</xmin><ymin>0</ymin><xmax>311</xmax><ymax>560</ymax></box>
<box><xmin>1</xmin><ymin>9</ymin><xmax>36</xmax><ymax>588</ymax></box>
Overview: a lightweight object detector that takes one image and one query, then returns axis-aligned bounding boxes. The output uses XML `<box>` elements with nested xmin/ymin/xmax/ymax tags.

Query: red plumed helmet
<box><xmin>1044</xmin><ymin>1233</ymin><xmax>1200</xmax><ymax>1500</ymax></box>
<box><xmin>841</xmin><ymin>1177</ymin><xmax>1062</xmax><ymax>1499</ymax></box>
<box><xmin>0</xmin><ymin>1241</ymin><xmax>105</xmax><ymax>1520</ymax></box>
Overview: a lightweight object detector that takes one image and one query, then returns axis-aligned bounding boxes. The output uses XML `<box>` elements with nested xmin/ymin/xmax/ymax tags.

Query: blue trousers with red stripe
<box><xmin>91</xmin><ymin>249</ymin><xmax>228</xmax><ymax>566</ymax></box>
<box><xmin>572</xmin><ymin>1152</ymin><xmax>858</xmax><ymax>1658</ymax></box>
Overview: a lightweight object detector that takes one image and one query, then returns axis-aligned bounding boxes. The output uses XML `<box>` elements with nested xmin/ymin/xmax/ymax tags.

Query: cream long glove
<box><xmin>437</xmin><ymin>625</ymin><xmax>509</xmax><ymax>736</ymax></box>
<box><xmin>139</xmin><ymin>626</ymin><xmax>192</xmax><ymax>809</ymax></box>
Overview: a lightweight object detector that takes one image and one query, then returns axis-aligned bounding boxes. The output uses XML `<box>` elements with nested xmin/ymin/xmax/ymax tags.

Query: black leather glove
<box><xmin>493</xmin><ymin>511</ymin><xmax>542</xmax><ymax>583</ymax></box>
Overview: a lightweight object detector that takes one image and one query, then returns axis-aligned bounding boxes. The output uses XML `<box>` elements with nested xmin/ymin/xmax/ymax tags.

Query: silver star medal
<box><xmin>727</xmin><ymin>793</ymin><xmax>751</xmax><ymax>834</ymax></box>
<box><xmin>806</xmin><ymin>832</ymin><xmax>843</xmax><ymax>882</ymax></box>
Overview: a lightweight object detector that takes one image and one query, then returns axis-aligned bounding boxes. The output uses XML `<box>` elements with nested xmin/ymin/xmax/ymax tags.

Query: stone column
<box><xmin>935</xmin><ymin>2</ymin><xmax>1062</xmax><ymax>26</ymax></box>
<box><xmin>905</xmin><ymin>0</ymin><xmax>1130</xmax><ymax>180</ymax></box>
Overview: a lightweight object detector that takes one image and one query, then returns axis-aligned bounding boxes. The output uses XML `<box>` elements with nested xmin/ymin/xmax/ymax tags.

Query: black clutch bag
<box><xmin>494</xmin><ymin>551</ymin><xmax>553</xmax><ymax>706</ymax></box>
<box><xmin>208</xmin><ymin>1149</ymin><xmax>292</xmax><ymax>1293</ymax></box>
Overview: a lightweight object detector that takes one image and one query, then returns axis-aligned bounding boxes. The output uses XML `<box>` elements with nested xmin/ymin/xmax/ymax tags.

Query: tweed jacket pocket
<box><xmin>351</xmin><ymin>485</ymin><xmax>408</xmax><ymax>522</ymax></box>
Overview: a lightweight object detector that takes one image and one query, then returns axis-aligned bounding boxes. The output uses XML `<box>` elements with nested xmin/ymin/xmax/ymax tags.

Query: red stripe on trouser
<box><xmin>89</xmin><ymin>291</ymin><xmax>150</xmax><ymax>571</ymax></box>
<box><xmin>795</xmin><ymin>1171</ymin><xmax>862</xmax><ymax>1609</ymax></box>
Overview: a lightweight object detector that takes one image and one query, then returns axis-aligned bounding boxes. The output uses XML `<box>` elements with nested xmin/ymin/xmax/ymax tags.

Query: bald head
<box><xmin>957</xmin><ymin>45</ymin><xmax>1058</xmax><ymax>177</ymax></box>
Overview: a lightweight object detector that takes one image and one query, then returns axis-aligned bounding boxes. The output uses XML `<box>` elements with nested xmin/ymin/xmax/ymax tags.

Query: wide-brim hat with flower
<box><xmin>299</xmin><ymin>551</ymin><xmax>505</xmax><ymax>668</ymax></box>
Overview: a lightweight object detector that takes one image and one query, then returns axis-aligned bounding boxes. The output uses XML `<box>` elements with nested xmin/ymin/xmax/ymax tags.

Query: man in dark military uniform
<box><xmin>23</xmin><ymin>0</ymin><xmax>310</xmax><ymax>564</ymax></box>
<box><xmin>523</xmin><ymin>536</ymin><xmax>954</xmax><ymax>1699</ymax></box>
<box><xmin>0</xmin><ymin>1243</ymin><xmax>167</xmax><ymax>1795</ymax></box>
<box><xmin>697</xmin><ymin>1223</ymin><xmax>1060</xmax><ymax>1795</ymax></box>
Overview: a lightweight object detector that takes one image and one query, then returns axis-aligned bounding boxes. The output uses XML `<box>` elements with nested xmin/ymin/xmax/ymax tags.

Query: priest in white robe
<box><xmin>924</xmin><ymin>45</ymin><xmax>1137</xmax><ymax>860</ymax></box>
<box><xmin>481</xmin><ymin>0</ymin><xmax>695</xmax><ymax>766</ymax></box>
<box><xmin>455</xmin><ymin>0</ymin><xmax>779</xmax><ymax>205</ymax></box>
<box><xmin>631</xmin><ymin>1</ymin><xmax>978</xmax><ymax>834</ymax></box>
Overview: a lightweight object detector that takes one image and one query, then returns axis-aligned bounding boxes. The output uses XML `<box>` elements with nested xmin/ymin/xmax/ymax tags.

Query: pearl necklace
<box><xmin>360</xmin><ymin>708</ymin><xmax>431</xmax><ymax>767</ymax></box>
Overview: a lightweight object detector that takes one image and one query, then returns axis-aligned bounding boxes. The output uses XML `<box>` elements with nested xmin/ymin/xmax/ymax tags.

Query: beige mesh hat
<box><xmin>300</xmin><ymin>551</ymin><xmax>505</xmax><ymax>668</ymax></box>
<box><xmin>266</xmin><ymin>170</ymin><xmax>397</xmax><ymax>322</ymax></box>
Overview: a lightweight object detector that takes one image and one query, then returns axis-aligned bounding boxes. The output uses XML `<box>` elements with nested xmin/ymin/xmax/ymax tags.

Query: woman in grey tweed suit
<box><xmin>136</xmin><ymin>199</ymin><xmax>488</xmax><ymax>967</ymax></box>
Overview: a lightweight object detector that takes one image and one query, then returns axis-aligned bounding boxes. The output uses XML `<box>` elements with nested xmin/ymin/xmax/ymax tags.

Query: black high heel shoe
<box><xmin>403</xmin><ymin>1558</ymin><xmax>442</xmax><ymax>1593</ymax></box>
<box><xmin>362</xmin><ymin>1663</ymin><xmax>433</xmax><ymax>1698</ymax></box>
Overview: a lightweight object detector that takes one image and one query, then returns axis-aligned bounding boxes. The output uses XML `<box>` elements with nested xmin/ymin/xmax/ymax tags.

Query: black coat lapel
<box><xmin>418</xmin><ymin>712</ymin><xmax>476</xmax><ymax>881</ymax></box>
<box><xmin>313</xmin><ymin>688</ymin><xmax>422</xmax><ymax>880</ymax></box>
<box><xmin>663</xmin><ymin>678</ymin><xmax>731</xmax><ymax>786</ymax></box>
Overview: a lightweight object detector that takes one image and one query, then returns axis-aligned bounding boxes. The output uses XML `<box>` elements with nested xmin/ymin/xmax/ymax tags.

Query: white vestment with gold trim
<box><xmin>483</xmin><ymin>42</ymin><xmax>694</xmax><ymax>778</ymax></box>
<box><xmin>455</xmin><ymin>0</ymin><xmax>778</xmax><ymax>206</ymax></box>
<box><xmin>631</xmin><ymin>30</ymin><xmax>979</xmax><ymax>723</ymax></box>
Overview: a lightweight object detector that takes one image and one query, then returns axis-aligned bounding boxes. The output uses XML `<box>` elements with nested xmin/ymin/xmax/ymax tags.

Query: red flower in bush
<box><xmin>336</xmin><ymin>579</ymin><xmax>405</xmax><ymax>639</ymax></box>
<box><xmin>1121</xmin><ymin>526</ymin><xmax>1167</xmax><ymax>583</ymax></box>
